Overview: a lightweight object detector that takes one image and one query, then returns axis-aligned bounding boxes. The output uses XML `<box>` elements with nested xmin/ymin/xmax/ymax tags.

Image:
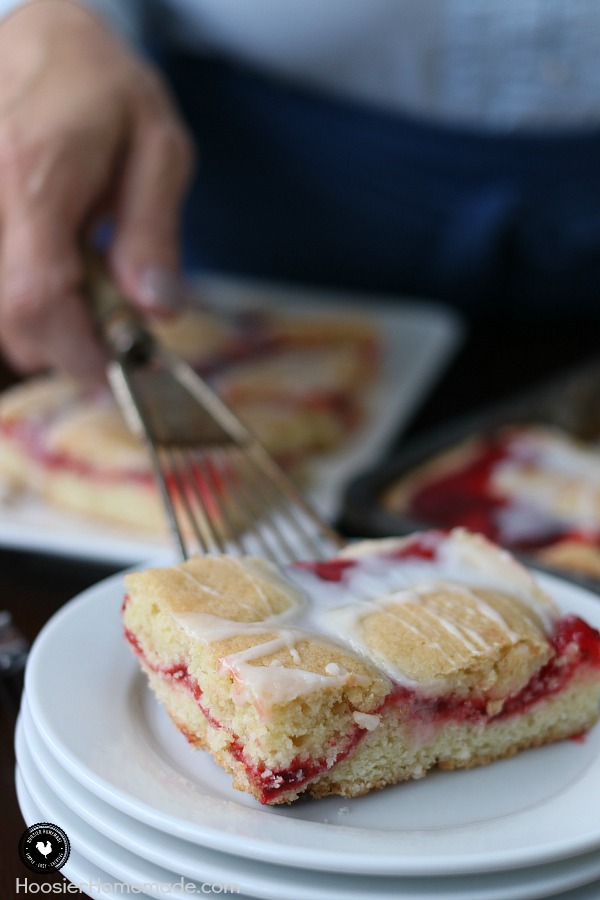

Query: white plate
<box><xmin>0</xmin><ymin>278</ymin><xmax>462</xmax><ymax>564</ymax></box>
<box><xmin>17</xmin><ymin>709</ymin><xmax>600</xmax><ymax>900</ymax></box>
<box><xmin>15</xmin><ymin>770</ymin><xmax>214</xmax><ymax>900</ymax></box>
<box><xmin>16</xmin><ymin>773</ymin><xmax>123</xmax><ymax>900</ymax></box>
<box><xmin>23</xmin><ymin>563</ymin><xmax>600</xmax><ymax>877</ymax></box>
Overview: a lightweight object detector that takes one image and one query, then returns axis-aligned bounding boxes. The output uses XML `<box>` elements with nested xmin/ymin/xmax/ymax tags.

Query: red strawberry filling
<box><xmin>387</xmin><ymin>615</ymin><xmax>600</xmax><ymax>724</ymax></box>
<box><xmin>1</xmin><ymin>419</ymin><xmax>154</xmax><ymax>485</ymax></box>
<box><xmin>123</xmin><ymin>620</ymin><xmax>368</xmax><ymax>803</ymax></box>
<box><xmin>293</xmin><ymin>532</ymin><xmax>444</xmax><ymax>581</ymax></box>
<box><xmin>229</xmin><ymin>726</ymin><xmax>365</xmax><ymax>803</ymax></box>
<box><xmin>404</xmin><ymin>432</ymin><xmax>600</xmax><ymax>553</ymax></box>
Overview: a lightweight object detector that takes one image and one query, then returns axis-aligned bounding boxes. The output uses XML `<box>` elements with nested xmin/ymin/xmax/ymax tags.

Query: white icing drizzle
<box><xmin>321</xmin><ymin>580</ymin><xmax>525</xmax><ymax>685</ymax></box>
<box><xmin>288</xmin><ymin>530</ymin><xmax>555</xmax><ymax>629</ymax></box>
<box><xmin>352</xmin><ymin>711</ymin><xmax>380</xmax><ymax>731</ymax></box>
<box><xmin>221</xmin><ymin>634</ymin><xmax>356</xmax><ymax>707</ymax></box>
<box><xmin>170</xmin><ymin>530</ymin><xmax>557</xmax><ymax>705</ymax></box>
<box><xmin>493</xmin><ymin>429</ymin><xmax>600</xmax><ymax>530</ymax></box>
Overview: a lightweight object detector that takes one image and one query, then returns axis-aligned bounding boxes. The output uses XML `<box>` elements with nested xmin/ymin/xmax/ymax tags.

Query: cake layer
<box><xmin>123</xmin><ymin>529</ymin><xmax>600</xmax><ymax>804</ymax></box>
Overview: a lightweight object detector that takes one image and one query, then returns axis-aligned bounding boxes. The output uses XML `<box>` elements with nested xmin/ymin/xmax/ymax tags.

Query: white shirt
<box><xmin>3</xmin><ymin>0</ymin><xmax>600</xmax><ymax>132</ymax></box>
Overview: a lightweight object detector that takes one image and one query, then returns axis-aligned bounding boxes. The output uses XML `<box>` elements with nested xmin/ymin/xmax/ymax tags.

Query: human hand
<box><xmin>0</xmin><ymin>0</ymin><xmax>194</xmax><ymax>380</ymax></box>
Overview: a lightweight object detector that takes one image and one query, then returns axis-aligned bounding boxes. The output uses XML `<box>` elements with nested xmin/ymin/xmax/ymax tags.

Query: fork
<box><xmin>86</xmin><ymin>253</ymin><xmax>345</xmax><ymax>564</ymax></box>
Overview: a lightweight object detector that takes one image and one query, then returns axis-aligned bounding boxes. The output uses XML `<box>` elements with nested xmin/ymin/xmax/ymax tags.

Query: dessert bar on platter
<box><xmin>343</xmin><ymin>358</ymin><xmax>600</xmax><ymax>584</ymax></box>
<box><xmin>384</xmin><ymin>425</ymin><xmax>600</xmax><ymax>579</ymax></box>
<box><xmin>123</xmin><ymin>528</ymin><xmax>600</xmax><ymax>805</ymax></box>
<box><xmin>0</xmin><ymin>304</ymin><xmax>377</xmax><ymax>535</ymax></box>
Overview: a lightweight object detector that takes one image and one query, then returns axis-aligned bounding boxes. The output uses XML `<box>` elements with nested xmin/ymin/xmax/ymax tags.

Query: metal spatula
<box><xmin>85</xmin><ymin>252</ymin><xmax>344</xmax><ymax>562</ymax></box>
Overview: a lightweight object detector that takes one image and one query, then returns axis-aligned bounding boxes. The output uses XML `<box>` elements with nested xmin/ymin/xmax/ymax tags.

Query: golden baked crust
<box><xmin>357</xmin><ymin>584</ymin><xmax>551</xmax><ymax>697</ymax></box>
<box><xmin>127</xmin><ymin>555</ymin><xmax>298</xmax><ymax>621</ymax></box>
<box><xmin>150</xmin><ymin>308</ymin><xmax>237</xmax><ymax>366</ymax></box>
<box><xmin>264</xmin><ymin>313</ymin><xmax>377</xmax><ymax>351</ymax></box>
<box><xmin>214</xmin><ymin>347</ymin><xmax>368</xmax><ymax>403</ymax></box>
<box><xmin>536</xmin><ymin>539</ymin><xmax>600</xmax><ymax>578</ymax></box>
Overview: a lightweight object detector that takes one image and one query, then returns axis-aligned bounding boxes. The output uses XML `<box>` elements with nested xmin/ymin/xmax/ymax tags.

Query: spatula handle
<box><xmin>84</xmin><ymin>249</ymin><xmax>154</xmax><ymax>363</ymax></box>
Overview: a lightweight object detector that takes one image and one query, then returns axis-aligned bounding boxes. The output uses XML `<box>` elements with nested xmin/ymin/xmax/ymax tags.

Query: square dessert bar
<box><xmin>384</xmin><ymin>425</ymin><xmax>600</xmax><ymax>579</ymax></box>
<box><xmin>123</xmin><ymin>529</ymin><xmax>600</xmax><ymax>805</ymax></box>
<box><xmin>0</xmin><ymin>307</ymin><xmax>378</xmax><ymax>535</ymax></box>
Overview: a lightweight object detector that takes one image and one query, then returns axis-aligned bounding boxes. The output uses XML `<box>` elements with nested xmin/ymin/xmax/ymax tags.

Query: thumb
<box><xmin>109</xmin><ymin>112</ymin><xmax>195</xmax><ymax>316</ymax></box>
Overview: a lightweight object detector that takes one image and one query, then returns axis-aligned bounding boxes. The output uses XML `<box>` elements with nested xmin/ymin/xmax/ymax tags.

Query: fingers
<box><xmin>0</xmin><ymin>101</ymin><xmax>194</xmax><ymax>379</ymax></box>
<box><xmin>0</xmin><ymin>5</ymin><xmax>195</xmax><ymax>380</ymax></box>
<box><xmin>0</xmin><ymin>205</ymin><xmax>109</xmax><ymax>381</ymax></box>
<box><xmin>110</xmin><ymin>101</ymin><xmax>195</xmax><ymax>317</ymax></box>
<box><xmin>0</xmin><ymin>121</ymin><xmax>111</xmax><ymax>380</ymax></box>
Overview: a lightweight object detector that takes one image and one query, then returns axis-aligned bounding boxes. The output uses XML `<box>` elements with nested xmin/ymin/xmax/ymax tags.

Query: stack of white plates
<box><xmin>15</xmin><ymin>566</ymin><xmax>600</xmax><ymax>899</ymax></box>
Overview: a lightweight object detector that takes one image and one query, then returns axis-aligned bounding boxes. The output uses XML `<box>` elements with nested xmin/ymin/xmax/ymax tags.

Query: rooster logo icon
<box><xmin>36</xmin><ymin>840</ymin><xmax>53</xmax><ymax>858</ymax></box>
<box><xmin>19</xmin><ymin>823</ymin><xmax>70</xmax><ymax>873</ymax></box>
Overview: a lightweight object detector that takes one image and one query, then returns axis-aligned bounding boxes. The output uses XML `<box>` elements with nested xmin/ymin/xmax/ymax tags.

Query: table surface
<box><xmin>2</xmin><ymin>317</ymin><xmax>600</xmax><ymax>896</ymax></box>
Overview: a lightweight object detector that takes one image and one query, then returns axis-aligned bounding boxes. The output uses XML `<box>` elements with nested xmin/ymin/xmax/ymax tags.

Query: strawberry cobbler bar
<box><xmin>384</xmin><ymin>425</ymin><xmax>600</xmax><ymax>579</ymax></box>
<box><xmin>123</xmin><ymin>528</ymin><xmax>600</xmax><ymax>805</ymax></box>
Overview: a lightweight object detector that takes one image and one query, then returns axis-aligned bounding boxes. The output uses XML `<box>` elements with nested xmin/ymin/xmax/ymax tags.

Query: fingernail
<box><xmin>137</xmin><ymin>267</ymin><xmax>187</xmax><ymax>314</ymax></box>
